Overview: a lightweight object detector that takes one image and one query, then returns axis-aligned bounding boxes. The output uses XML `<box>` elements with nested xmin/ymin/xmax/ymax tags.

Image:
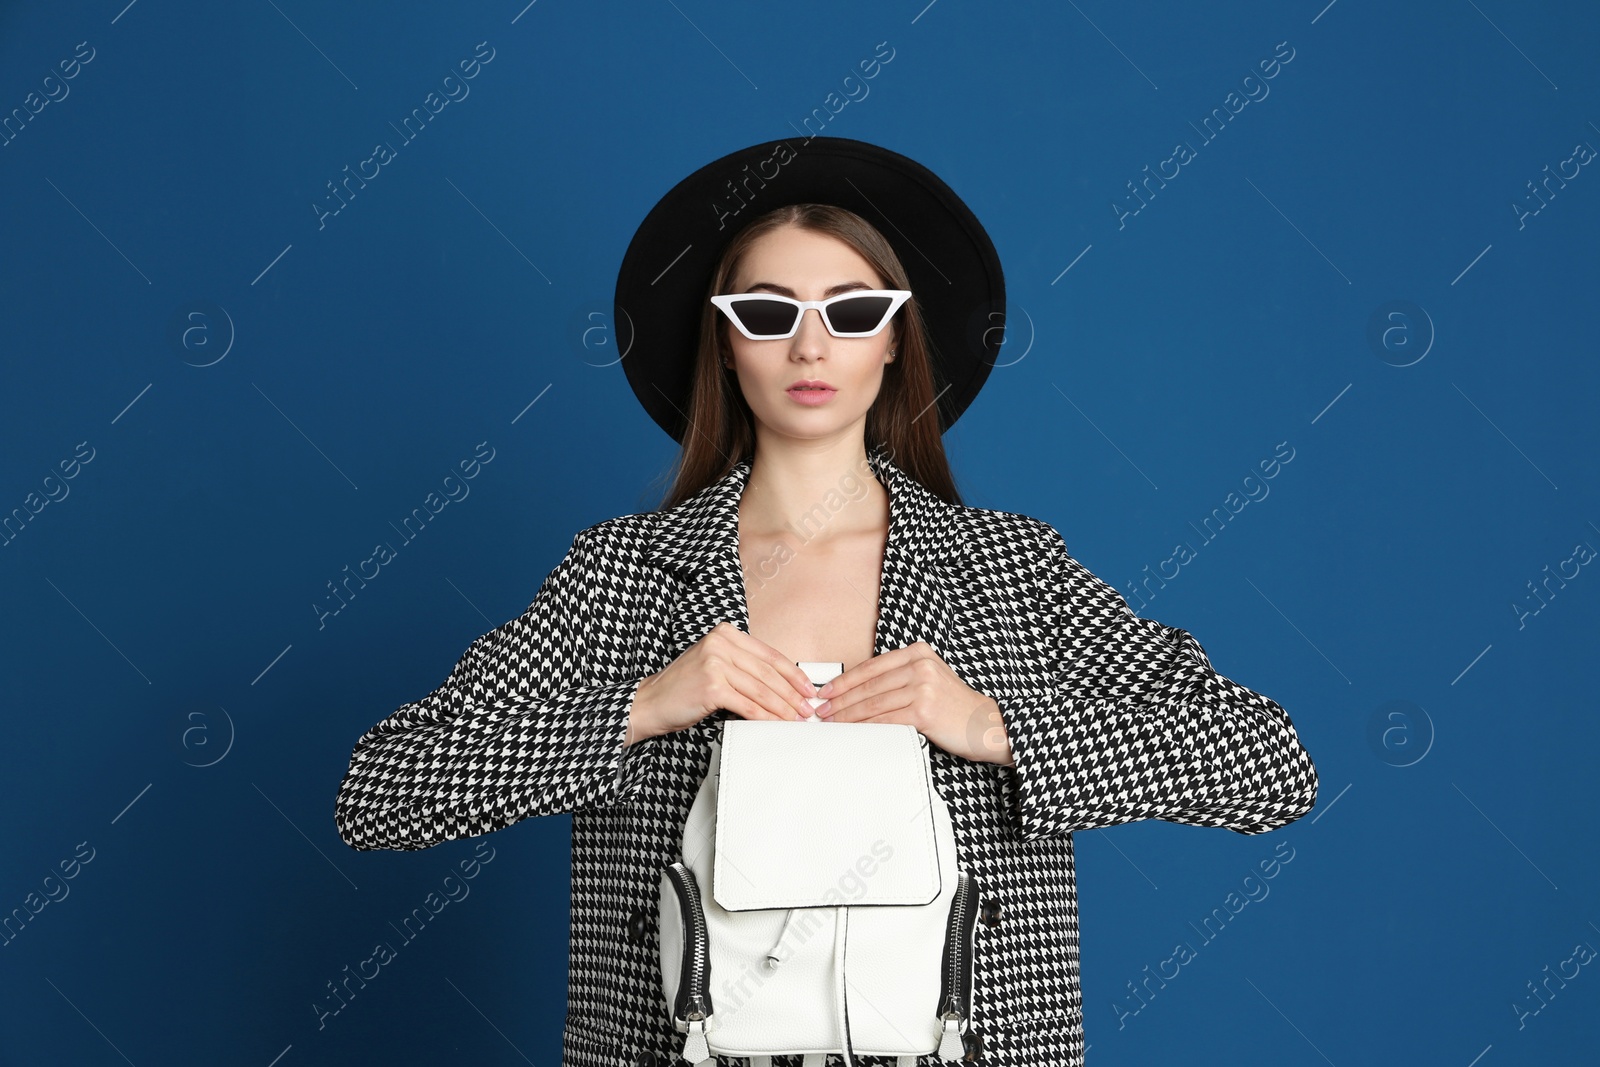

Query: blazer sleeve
<box><xmin>999</xmin><ymin>522</ymin><xmax>1318</xmax><ymax>841</ymax></box>
<box><xmin>334</xmin><ymin>520</ymin><xmax>664</xmax><ymax>851</ymax></box>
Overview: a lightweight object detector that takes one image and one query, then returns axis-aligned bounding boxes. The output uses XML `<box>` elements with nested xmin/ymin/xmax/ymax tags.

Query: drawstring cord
<box><xmin>765</xmin><ymin>907</ymin><xmax>803</xmax><ymax>968</ymax></box>
<box><xmin>764</xmin><ymin>905</ymin><xmax>856</xmax><ymax>1067</ymax></box>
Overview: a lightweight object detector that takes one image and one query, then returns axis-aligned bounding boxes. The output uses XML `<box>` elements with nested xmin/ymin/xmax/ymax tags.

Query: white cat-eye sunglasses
<box><xmin>710</xmin><ymin>289</ymin><xmax>912</xmax><ymax>340</ymax></box>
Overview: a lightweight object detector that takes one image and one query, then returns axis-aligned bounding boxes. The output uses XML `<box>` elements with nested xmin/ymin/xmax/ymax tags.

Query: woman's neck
<box><xmin>739</xmin><ymin>445</ymin><xmax>887</xmax><ymax>542</ymax></box>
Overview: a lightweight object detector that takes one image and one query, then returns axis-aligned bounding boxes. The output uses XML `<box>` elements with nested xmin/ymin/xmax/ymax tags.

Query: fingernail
<box><xmin>818</xmin><ymin>682</ymin><xmax>834</xmax><ymax>697</ymax></box>
<box><xmin>815</xmin><ymin>700</ymin><xmax>832</xmax><ymax>715</ymax></box>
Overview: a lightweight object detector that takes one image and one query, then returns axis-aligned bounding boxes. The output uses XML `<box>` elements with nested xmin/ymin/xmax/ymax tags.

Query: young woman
<box><xmin>334</xmin><ymin>137</ymin><xmax>1319</xmax><ymax>1067</ymax></box>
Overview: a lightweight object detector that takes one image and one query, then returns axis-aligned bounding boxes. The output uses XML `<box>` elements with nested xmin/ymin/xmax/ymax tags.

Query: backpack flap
<box><xmin>712</xmin><ymin>720</ymin><xmax>943</xmax><ymax>912</ymax></box>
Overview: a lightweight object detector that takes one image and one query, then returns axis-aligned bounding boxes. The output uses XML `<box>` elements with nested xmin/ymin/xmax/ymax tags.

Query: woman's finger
<box><xmin>722</xmin><ymin>653</ymin><xmax>814</xmax><ymax>720</ymax></box>
<box><xmin>718</xmin><ymin>624</ymin><xmax>818</xmax><ymax>700</ymax></box>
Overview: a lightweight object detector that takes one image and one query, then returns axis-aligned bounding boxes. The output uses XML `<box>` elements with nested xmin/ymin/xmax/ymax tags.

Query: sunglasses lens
<box><xmin>728</xmin><ymin>298</ymin><xmax>800</xmax><ymax>337</ymax></box>
<box><xmin>825</xmin><ymin>295</ymin><xmax>896</xmax><ymax>334</ymax></box>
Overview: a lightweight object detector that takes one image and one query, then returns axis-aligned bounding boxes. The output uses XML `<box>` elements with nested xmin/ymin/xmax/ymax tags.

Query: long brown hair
<box><xmin>652</xmin><ymin>203</ymin><xmax>964</xmax><ymax>511</ymax></box>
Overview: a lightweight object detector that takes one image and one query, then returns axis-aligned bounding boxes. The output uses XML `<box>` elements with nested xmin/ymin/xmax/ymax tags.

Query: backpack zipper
<box><xmin>935</xmin><ymin>870</ymin><xmax>978</xmax><ymax>1058</ymax></box>
<box><xmin>665</xmin><ymin>862</ymin><xmax>714</xmax><ymax>1053</ymax></box>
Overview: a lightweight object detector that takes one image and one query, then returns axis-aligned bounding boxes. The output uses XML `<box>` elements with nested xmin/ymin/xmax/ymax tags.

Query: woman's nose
<box><xmin>791</xmin><ymin>307</ymin><xmax>830</xmax><ymax>350</ymax></box>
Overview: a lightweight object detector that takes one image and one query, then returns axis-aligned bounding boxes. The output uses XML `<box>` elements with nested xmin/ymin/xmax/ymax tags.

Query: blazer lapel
<box><xmin>646</xmin><ymin>457</ymin><xmax>750</xmax><ymax>663</ymax></box>
<box><xmin>644</xmin><ymin>442</ymin><xmax>963</xmax><ymax>670</ymax></box>
<box><xmin>868</xmin><ymin>445</ymin><xmax>960</xmax><ymax>664</ymax></box>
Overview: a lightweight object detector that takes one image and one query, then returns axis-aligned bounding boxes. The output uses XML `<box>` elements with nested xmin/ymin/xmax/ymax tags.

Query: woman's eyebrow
<box><xmin>743</xmin><ymin>281</ymin><xmax>873</xmax><ymax>296</ymax></box>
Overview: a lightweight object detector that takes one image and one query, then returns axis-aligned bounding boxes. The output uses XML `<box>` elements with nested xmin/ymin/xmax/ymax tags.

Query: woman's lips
<box><xmin>786</xmin><ymin>385</ymin><xmax>837</xmax><ymax>406</ymax></box>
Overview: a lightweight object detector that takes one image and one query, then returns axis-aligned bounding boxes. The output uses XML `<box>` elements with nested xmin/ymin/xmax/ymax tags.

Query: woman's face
<box><xmin>721</xmin><ymin>224</ymin><xmax>897</xmax><ymax>450</ymax></box>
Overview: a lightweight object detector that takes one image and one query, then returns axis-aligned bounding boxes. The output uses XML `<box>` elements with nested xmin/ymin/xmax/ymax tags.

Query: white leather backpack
<box><xmin>657</xmin><ymin>662</ymin><xmax>980</xmax><ymax>1066</ymax></box>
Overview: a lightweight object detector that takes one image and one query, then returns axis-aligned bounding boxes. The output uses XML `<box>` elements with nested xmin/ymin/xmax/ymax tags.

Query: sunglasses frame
<box><xmin>710</xmin><ymin>289</ymin><xmax>913</xmax><ymax>340</ymax></box>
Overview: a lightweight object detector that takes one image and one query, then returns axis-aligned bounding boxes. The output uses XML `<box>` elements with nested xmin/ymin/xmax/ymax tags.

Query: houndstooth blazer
<box><xmin>334</xmin><ymin>442</ymin><xmax>1319</xmax><ymax>1066</ymax></box>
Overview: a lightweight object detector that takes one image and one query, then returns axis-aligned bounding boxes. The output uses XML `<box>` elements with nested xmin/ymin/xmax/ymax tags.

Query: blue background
<box><xmin>2</xmin><ymin>1</ymin><xmax>1596</xmax><ymax>1064</ymax></box>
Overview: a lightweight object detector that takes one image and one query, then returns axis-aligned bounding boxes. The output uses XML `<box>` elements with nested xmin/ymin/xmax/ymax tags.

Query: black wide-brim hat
<box><xmin>614</xmin><ymin>136</ymin><xmax>1005</xmax><ymax>444</ymax></box>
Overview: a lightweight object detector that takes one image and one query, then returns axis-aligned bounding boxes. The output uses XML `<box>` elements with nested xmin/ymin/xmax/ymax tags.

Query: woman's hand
<box><xmin>814</xmin><ymin>641</ymin><xmax>1014</xmax><ymax>765</ymax></box>
<box><xmin>627</xmin><ymin>622</ymin><xmax>818</xmax><ymax>744</ymax></box>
